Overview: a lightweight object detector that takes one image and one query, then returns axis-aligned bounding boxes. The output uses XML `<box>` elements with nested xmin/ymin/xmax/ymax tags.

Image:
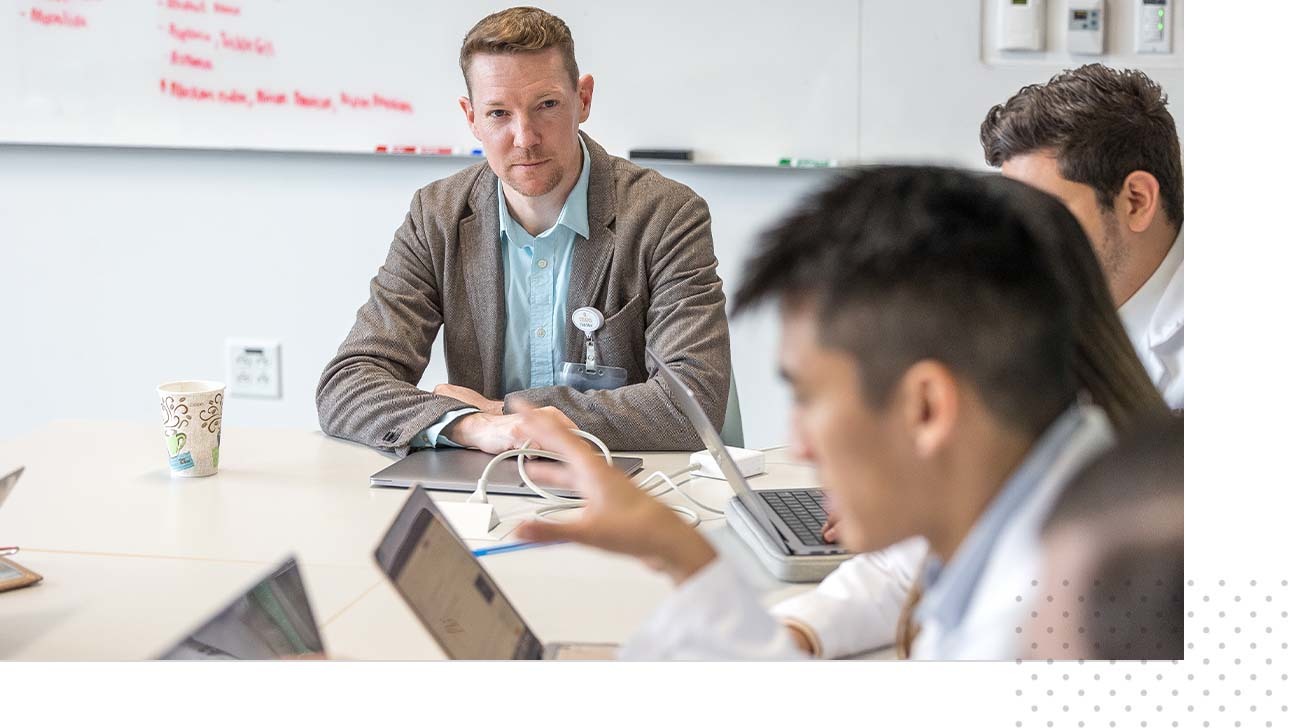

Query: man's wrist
<box><xmin>783</xmin><ymin>618</ymin><xmax>823</xmax><ymax>657</ymax></box>
<box><xmin>444</xmin><ymin>412</ymin><xmax>486</xmax><ymax>447</ymax></box>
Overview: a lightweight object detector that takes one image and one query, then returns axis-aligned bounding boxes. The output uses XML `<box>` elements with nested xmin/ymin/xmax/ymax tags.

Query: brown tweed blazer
<box><xmin>316</xmin><ymin>133</ymin><xmax>730</xmax><ymax>454</ymax></box>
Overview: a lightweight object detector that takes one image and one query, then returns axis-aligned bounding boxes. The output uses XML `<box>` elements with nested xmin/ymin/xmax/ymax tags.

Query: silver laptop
<box><xmin>0</xmin><ymin>466</ymin><xmax>23</xmax><ymax>509</ymax></box>
<box><xmin>371</xmin><ymin>447</ymin><xmax>643</xmax><ymax>498</ymax></box>
<box><xmin>375</xmin><ymin>488</ymin><xmax>616</xmax><ymax>660</ymax></box>
<box><xmin>647</xmin><ymin>348</ymin><xmax>850</xmax><ymax>582</ymax></box>
<box><xmin>158</xmin><ymin>556</ymin><xmax>327</xmax><ymax>660</ymax></box>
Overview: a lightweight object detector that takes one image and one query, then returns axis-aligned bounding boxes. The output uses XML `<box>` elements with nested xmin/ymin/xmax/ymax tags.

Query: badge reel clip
<box><xmin>558</xmin><ymin>307</ymin><xmax>629</xmax><ymax>392</ymax></box>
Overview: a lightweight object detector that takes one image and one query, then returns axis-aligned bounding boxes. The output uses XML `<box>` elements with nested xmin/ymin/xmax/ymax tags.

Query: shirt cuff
<box><xmin>768</xmin><ymin>539</ymin><xmax>926</xmax><ymax>658</ymax></box>
<box><xmin>771</xmin><ymin>589</ymin><xmax>879</xmax><ymax>659</ymax></box>
<box><xmin>410</xmin><ymin>407</ymin><xmax>480</xmax><ymax>449</ymax></box>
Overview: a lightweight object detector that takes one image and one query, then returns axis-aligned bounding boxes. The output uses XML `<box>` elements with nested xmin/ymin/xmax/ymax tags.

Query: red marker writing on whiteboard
<box><xmin>374</xmin><ymin>146</ymin><xmax>462</xmax><ymax>155</ymax></box>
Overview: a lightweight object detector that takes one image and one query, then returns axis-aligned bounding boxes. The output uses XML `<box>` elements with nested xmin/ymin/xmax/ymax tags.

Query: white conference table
<box><xmin>0</xmin><ymin>421</ymin><xmax>824</xmax><ymax>660</ymax></box>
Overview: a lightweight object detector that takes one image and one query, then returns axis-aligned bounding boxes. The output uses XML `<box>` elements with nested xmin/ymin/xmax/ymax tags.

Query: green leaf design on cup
<box><xmin>166</xmin><ymin>432</ymin><xmax>187</xmax><ymax>457</ymax></box>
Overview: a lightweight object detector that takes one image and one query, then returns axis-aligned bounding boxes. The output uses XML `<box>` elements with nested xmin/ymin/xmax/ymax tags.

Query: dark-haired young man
<box><xmin>511</xmin><ymin>166</ymin><xmax>1115</xmax><ymax>659</ymax></box>
<box><xmin>981</xmin><ymin>64</ymin><xmax>1184</xmax><ymax>410</ymax></box>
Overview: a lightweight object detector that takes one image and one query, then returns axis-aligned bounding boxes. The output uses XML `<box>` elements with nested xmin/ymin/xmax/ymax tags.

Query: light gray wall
<box><xmin>0</xmin><ymin>145</ymin><xmax>829</xmax><ymax>446</ymax></box>
<box><xmin>0</xmin><ymin>0</ymin><xmax>1183</xmax><ymax>448</ymax></box>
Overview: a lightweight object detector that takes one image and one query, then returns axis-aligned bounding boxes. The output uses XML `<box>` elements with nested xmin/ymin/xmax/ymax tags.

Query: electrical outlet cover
<box><xmin>226</xmin><ymin>339</ymin><xmax>282</xmax><ymax>399</ymax></box>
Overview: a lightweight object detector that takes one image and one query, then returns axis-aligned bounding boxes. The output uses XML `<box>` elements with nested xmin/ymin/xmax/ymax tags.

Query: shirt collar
<box><xmin>913</xmin><ymin>404</ymin><xmax>1111</xmax><ymax>633</ymax></box>
<box><xmin>1118</xmin><ymin>226</ymin><xmax>1184</xmax><ymax>347</ymax></box>
<box><xmin>498</xmin><ymin>135</ymin><xmax>591</xmax><ymax>246</ymax></box>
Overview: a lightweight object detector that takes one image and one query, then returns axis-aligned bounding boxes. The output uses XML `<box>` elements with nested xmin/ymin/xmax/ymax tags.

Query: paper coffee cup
<box><xmin>157</xmin><ymin>380</ymin><xmax>225</xmax><ymax>477</ymax></box>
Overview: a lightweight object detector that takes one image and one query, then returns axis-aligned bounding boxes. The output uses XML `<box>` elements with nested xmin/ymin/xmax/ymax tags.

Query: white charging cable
<box><xmin>637</xmin><ymin>467</ymin><xmax>726</xmax><ymax>522</ymax></box>
<box><xmin>466</xmin><ymin>429</ymin><xmax>723</xmax><ymax>526</ymax></box>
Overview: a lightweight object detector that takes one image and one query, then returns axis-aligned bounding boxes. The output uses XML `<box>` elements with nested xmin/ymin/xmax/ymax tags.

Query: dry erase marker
<box><xmin>777</xmin><ymin>157</ymin><xmax>837</xmax><ymax>168</ymax></box>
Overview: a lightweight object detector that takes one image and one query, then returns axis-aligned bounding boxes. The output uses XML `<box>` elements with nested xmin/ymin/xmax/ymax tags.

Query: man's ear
<box><xmin>897</xmin><ymin>360</ymin><xmax>959</xmax><ymax>459</ymax></box>
<box><xmin>458</xmin><ymin>96</ymin><xmax>481</xmax><ymax>141</ymax></box>
<box><xmin>1120</xmin><ymin>170</ymin><xmax>1161</xmax><ymax>234</ymax></box>
<box><xmin>577</xmin><ymin>74</ymin><xmax>594</xmax><ymax>124</ymax></box>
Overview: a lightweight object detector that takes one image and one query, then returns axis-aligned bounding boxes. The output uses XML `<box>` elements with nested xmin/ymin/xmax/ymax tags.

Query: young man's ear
<box><xmin>1120</xmin><ymin>170</ymin><xmax>1162</xmax><ymax>234</ymax></box>
<box><xmin>898</xmin><ymin>360</ymin><xmax>958</xmax><ymax>458</ymax></box>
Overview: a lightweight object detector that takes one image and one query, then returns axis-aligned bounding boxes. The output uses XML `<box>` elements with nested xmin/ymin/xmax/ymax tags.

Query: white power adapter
<box><xmin>689</xmin><ymin>446</ymin><xmax>766</xmax><ymax>480</ymax></box>
<box><xmin>436</xmin><ymin>500</ymin><xmax>503</xmax><ymax>540</ymax></box>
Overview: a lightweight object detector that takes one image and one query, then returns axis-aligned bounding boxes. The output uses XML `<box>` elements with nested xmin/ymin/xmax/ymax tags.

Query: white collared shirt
<box><xmin>619</xmin><ymin>406</ymin><xmax>1114</xmax><ymax>660</ymax></box>
<box><xmin>1118</xmin><ymin>228</ymin><xmax>1184</xmax><ymax>409</ymax></box>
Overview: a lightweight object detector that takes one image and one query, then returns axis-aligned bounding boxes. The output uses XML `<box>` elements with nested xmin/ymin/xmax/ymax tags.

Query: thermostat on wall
<box><xmin>997</xmin><ymin>0</ymin><xmax>1047</xmax><ymax>52</ymax></box>
<box><xmin>1134</xmin><ymin>0</ymin><xmax>1172</xmax><ymax>54</ymax></box>
<box><xmin>1067</xmin><ymin>0</ymin><xmax>1105</xmax><ymax>55</ymax></box>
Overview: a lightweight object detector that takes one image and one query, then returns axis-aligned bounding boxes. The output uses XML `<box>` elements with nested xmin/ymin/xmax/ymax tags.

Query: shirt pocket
<box><xmin>595</xmin><ymin>293</ymin><xmax>647</xmax><ymax>383</ymax></box>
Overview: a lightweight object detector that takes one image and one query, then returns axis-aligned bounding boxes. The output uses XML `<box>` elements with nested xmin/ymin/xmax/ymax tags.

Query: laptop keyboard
<box><xmin>759</xmin><ymin>489</ymin><xmax>829</xmax><ymax>546</ymax></box>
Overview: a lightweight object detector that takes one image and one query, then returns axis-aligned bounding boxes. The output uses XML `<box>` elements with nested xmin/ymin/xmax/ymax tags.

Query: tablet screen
<box><xmin>159</xmin><ymin>559</ymin><xmax>325</xmax><ymax>660</ymax></box>
<box><xmin>384</xmin><ymin>493</ymin><xmax>543</xmax><ymax>660</ymax></box>
<box><xmin>0</xmin><ymin>560</ymin><xmax>22</xmax><ymax>581</ymax></box>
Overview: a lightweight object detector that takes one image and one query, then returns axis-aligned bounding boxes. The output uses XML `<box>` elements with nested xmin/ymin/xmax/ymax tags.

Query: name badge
<box><xmin>571</xmin><ymin>307</ymin><xmax>604</xmax><ymax>335</ymax></box>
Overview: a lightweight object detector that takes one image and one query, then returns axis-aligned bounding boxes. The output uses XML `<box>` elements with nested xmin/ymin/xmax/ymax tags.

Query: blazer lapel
<box><xmin>564</xmin><ymin>132</ymin><xmax>617</xmax><ymax>362</ymax></box>
<box><xmin>460</xmin><ymin>171</ymin><xmax>506</xmax><ymax>398</ymax></box>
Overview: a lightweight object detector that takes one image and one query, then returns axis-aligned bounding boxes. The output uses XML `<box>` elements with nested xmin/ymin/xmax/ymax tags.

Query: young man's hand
<box><xmin>510</xmin><ymin>407</ymin><xmax>717</xmax><ymax>585</ymax></box>
<box><xmin>821</xmin><ymin>508</ymin><xmax>841</xmax><ymax>544</ymax></box>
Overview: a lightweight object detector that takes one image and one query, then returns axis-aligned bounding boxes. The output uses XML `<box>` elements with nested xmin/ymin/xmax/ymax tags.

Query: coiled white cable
<box><xmin>466</xmin><ymin>429</ymin><xmax>723</xmax><ymax>526</ymax></box>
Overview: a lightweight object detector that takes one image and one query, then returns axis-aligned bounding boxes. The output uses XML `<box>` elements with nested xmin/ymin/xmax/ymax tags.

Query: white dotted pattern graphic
<box><xmin>1015</xmin><ymin>579</ymin><xmax>1291</xmax><ymax>726</ymax></box>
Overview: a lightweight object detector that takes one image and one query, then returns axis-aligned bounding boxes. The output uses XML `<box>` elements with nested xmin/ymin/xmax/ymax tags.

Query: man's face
<box><xmin>1002</xmin><ymin>151</ymin><xmax>1127</xmax><ymax>284</ymax></box>
<box><xmin>460</xmin><ymin>49</ymin><xmax>592</xmax><ymax>200</ymax></box>
<box><xmin>779</xmin><ymin>303</ymin><xmax>925</xmax><ymax>554</ymax></box>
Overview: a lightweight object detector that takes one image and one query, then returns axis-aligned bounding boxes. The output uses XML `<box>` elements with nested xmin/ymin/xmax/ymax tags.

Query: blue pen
<box><xmin>471</xmin><ymin>540</ymin><xmax>566</xmax><ymax>558</ymax></box>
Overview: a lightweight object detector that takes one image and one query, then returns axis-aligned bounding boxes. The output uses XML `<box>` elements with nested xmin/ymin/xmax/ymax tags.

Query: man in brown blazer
<box><xmin>316</xmin><ymin>7</ymin><xmax>730</xmax><ymax>455</ymax></box>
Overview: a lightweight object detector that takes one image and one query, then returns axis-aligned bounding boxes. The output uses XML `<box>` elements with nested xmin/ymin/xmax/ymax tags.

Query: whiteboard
<box><xmin>0</xmin><ymin>1</ymin><xmax>861</xmax><ymax>165</ymax></box>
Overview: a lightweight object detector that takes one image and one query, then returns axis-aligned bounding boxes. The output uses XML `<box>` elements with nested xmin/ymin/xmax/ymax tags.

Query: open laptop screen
<box><xmin>159</xmin><ymin>558</ymin><xmax>325</xmax><ymax>660</ymax></box>
<box><xmin>376</xmin><ymin>489</ymin><xmax>544</xmax><ymax>660</ymax></box>
<box><xmin>644</xmin><ymin>347</ymin><xmax>783</xmax><ymax>539</ymax></box>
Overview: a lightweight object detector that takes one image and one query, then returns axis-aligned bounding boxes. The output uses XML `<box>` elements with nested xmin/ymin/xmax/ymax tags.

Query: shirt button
<box><xmin>537</xmin><ymin>259</ymin><xmax>549</xmax><ymax>269</ymax></box>
<box><xmin>536</xmin><ymin>327</ymin><xmax>546</xmax><ymax>338</ymax></box>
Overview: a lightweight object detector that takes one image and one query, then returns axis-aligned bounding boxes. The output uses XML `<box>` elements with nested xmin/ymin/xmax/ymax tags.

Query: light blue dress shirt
<box><xmin>412</xmin><ymin>137</ymin><xmax>592</xmax><ymax>448</ymax></box>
